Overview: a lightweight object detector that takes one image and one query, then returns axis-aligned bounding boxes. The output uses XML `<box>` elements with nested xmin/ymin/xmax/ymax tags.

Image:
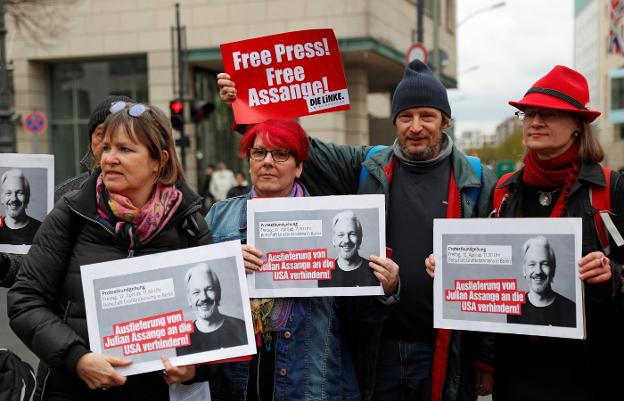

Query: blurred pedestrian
<box><xmin>209</xmin><ymin>162</ymin><xmax>237</xmax><ymax>202</ymax></box>
<box><xmin>226</xmin><ymin>171</ymin><xmax>250</xmax><ymax>198</ymax></box>
<box><xmin>200</xmin><ymin>164</ymin><xmax>215</xmax><ymax>213</ymax></box>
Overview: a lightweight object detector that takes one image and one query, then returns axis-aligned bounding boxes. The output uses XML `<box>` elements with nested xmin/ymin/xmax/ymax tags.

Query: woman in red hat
<box><xmin>427</xmin><ymin>65</ymin><xmax>624</xmax><ymax>400</ymax></box>
<box><xmin>493</xmin><ymin>66</ymin><xmax>623</xmax><ymax>401</ymax></box>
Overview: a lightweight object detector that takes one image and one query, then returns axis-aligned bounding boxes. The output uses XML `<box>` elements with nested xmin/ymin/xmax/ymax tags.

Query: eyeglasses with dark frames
<box><xmin>249</xmin><ymin>148</ymin><xmax>292</xmax><ymax>163</ymax></box>
<box><xmin>515</xmin><ymin>109</ymin><xmax>565</xmax><ymax>122</ymax></box>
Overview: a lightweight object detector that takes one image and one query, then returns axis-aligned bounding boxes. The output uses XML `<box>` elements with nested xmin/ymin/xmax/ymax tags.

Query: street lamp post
<box><xmin>433</xmin><ymin>0</ymin><xmax>440</xmax><ymax>79</ymax></box>
<box><xmin>459</xmin><ymin>65</ymin><xmax>479</xmax><ymax>75</ymax></box>
<box><xmin>416</xmin><ymin>0</ymin><xmax>424</xmax><ymax>43</ymax></box>
<box><xmin>457</xmin><ymin>2</ymin><xmax>506</xmax><ymax>27</ymax></box>
<box><xmin>454</xmin><ymin>2</ymin><xmax>507</xmax><ymax>89</ymax></box>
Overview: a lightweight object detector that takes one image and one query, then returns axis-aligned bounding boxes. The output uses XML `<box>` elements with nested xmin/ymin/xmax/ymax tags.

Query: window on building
<box><xmin>611</xmin><ymin>75</ymin><xmax>624</xmax><ymax>110</ymax></box>
<box><xmin>48</xmin><ymin>58</ymin><xmax>148</xmax><ymax>184</ymax></box>
<box><xmin>617</xmin><ymin>124</ymin><xmax>624</xmax><ymax>140</ymax></box>
<box><xmin>193</xmin><ymin>68</ymin><xmax>246</xmax><ymax>198</ymax></box>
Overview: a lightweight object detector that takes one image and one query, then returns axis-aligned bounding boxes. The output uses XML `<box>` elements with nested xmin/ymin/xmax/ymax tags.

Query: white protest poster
<box><xmin>433</xmin><ymin>218</ymin><xmax>584</xmax><ymax>339</ymax></box>
<box><xmin>81</xmin><ymin>240</ymin><xmax>256</xmax><ymax>376</ymax></box>
<box><xmin>0</xmin><ymin>153</ymin><xmax>54</xmax><ymax>254</ymax></box>
<box><xmin>247</xmin><ymin>194</ymin><xmax>385</xmax><ymax>298</ymax></box>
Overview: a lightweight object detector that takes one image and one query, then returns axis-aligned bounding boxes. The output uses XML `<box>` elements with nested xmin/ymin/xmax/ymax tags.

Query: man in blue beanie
<box><xmin>217</xmin><ymin>59</ymin><xmax>496</xmax><ymax>401</ymax></box>
<box><xmin>0</xmin><ymin>95</ymin><xmax>134</xmax><ymax>288</ymax></box>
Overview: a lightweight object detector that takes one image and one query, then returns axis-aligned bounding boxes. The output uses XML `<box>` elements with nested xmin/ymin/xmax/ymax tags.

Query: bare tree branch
<box><xmin>4</xmin><ymin>0</ymin><xmax>77</xmax><ymax>46</ymax></box>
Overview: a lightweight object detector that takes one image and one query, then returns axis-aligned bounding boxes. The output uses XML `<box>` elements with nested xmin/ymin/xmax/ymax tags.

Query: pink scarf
<box><xmin>96</xmin><ymin>174</ymin><xmax>183</xmax><ymax>249</ymax></box>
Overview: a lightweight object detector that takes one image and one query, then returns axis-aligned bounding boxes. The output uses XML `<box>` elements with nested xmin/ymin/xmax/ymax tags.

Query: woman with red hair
<box><xmin>237</xmin><ymin>119</ymin><xmax>309</xmax><ymax>198</ymax></box>
<box><xmin>205</xmin><ymin>118</ymin><xmax>398</xmax><ymax>401</ymax></box>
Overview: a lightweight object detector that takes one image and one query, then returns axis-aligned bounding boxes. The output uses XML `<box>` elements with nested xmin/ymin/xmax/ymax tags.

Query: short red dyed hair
<box><xmin>240</xmin><ymin>119</ymin><xmax>309</xmax><ymax>163</ymax></box>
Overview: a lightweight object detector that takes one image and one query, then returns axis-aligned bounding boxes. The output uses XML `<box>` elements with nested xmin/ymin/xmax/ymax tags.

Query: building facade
<box><xmin>455</xmin><ymin>129</ymin><xmax>489</xmax><ymax>150</ymax></box>
<box><xmin>8</xmin><ymin>0</ymin><xmax>457</xmax><ymax>189</ymax></box>
<box><xmin>574</xmin><ymin>0</ymin><xmax>624</xmax><ymax>170</ymax></box>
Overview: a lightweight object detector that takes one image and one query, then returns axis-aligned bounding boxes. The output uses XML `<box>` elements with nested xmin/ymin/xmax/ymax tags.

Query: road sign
<box><xmin>23</xmin><ymin>111</ymin><xmax>47</xmax><ymax>135</ymax></box>
<box><xmin>406</xmin><ymin>43</ymin><xmax>428</xmax><ymax>65</ymax></box>
<box><xmin>496</xmin><ymin>160</ymin><xmax>516</xmax><ymax>178</ymax></box>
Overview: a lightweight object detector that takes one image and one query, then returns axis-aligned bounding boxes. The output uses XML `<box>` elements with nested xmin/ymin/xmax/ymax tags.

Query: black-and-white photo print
<box><xmin>176</xmin><ymin>261</ymin><xmax>247</xmax><ymax>356</ymax></box>
<box><xmin>81</xmin><ymin>240</ymin><xmax>255</xmax><ymax>376</ymax></box>
<box><xmin>433</xmin><ymin>218</ymin><xmax>584</xmax><ymax>340</ymax></box>
<box><xmin>506</xmin><ymin>235</ymin><xmax>576</xmax><ymax>327</ymax></box>
<box><xmin>247</xmin><ymin>194</ymin><xmax>385</xmax><ymax>298</ymax></box>
<box><xmin>0</xmin><ymin>154</ymin><xmax>53</xmax><ymax>253</ymax></box>
<box><xmin>317</xmin><ymin>209</ymin><xmax>380</xmax><ymax>288</ymax></box>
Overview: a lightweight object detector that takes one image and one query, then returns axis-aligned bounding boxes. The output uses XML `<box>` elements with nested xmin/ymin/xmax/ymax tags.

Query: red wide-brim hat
<box><xmin>509</xmin><ymin>65</ymin><xmax>601</xmax><ymax>123</ymax></box>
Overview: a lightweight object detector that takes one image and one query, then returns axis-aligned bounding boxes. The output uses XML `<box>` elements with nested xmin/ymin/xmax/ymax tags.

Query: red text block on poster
<box><xmin>260</xmin><ymin>248</ymin><xmax>336</xmax><ymax>281</ymax></box>
<box><xmin>445</xmin><ymin>279</ymin><xmax>526</xmax><ymax>315</ymax></box>
<box><xmin>220</xmin><ymin>29</ymin><xmax>350</xmax><ymax>124</ymax></box>
<box><xmin>102</xmin><ymin>310</ymin><xmax>195</xmax><ymax>356</ymax></box>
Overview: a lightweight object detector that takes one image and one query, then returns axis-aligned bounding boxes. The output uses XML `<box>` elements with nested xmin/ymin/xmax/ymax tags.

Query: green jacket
<box><xmin>299</xmin><ymin>136</ymin><xmax>497</xmax><ymax>401</ymax></box>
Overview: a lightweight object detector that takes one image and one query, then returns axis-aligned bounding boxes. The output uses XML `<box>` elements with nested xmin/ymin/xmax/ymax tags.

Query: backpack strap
<box><xmin>464</xmin><ymin>155</ymin><xmax>483</xmax><ymax>207</ymax></box>
<box><xmin>0</xmin><ymin>348</ymin><xmax>36</xmax><ymax>401</ymax></box>
<box><xmin>589</xmin><ymin>166</ymin><xmax>624</xmax><ymax>254</ymax></box>
<box><xmin>181</xmin><ymin>213</ymin><xmax>200</xmax><ymax>248</ymax></box>
<box><xmin>358</xmin><ymin>150</ymin><xmax>484</xmax><ymax>206</ymax></box>
<box><xmin>493</xmin><ymin>172</ymin><xmax>514</xmax><ymax>217</ymax></box>
<box><xmin>359</xmin><ymin>145</ymin><xmax>387</xmax><ymax>187</ymax></box>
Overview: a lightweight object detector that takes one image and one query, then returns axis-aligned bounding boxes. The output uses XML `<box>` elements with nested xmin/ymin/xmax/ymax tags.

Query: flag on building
<box><xmin>609</xmin><ymin>0</ymin><xmax>624</xmax><ymax>56</ymax></box>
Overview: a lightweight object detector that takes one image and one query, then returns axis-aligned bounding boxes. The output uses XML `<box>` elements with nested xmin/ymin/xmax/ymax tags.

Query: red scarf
<box><xmin>522</xmin><ymin>140</ymin><xmax>580</xmax><ymax>217</ymax></box>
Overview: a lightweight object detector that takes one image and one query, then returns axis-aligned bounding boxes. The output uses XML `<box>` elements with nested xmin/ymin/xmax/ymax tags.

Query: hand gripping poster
<box><xmin>81</xmin><ymin>241</ymin><xmax>256</xmax><ymax>376</ymax></box>
<box><xmin>247</xmin><ymin>194</ymin><xmax>385</xmax><ymax>298</ymax></box>
<box><xmin>220</xmin><ymin>29</ymin><xmax>350</xmax><ymax>124</ymax></box>
<box><xmin>0</xmin><ymin>153</ymin><xmax>54</xmax><ymax>254</ymax></box>
<box><xmin>433</xmin><ymin>218</ymin><xmax>584</xmax><ymax>339</ymax></box>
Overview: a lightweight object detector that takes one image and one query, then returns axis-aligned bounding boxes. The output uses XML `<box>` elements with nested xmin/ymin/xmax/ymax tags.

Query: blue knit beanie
<box><xmin>391</xmin><ymin>59</ymin><xmax>451</xmax><ymax>123</ymax></box>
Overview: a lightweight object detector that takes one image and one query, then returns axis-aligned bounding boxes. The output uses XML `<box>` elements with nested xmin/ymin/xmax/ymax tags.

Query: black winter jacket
<box><xmin>0</xmin><ymin>170</ymin><xmax>90</xmax><ymax>288</ymax></box>
<box><xmin>493</xmin><ymin>162</ymin><xmax>624</xmax><ymax>401</ymax></box>
<box><xmin>7</xmin><ymin>171</ymin><xmax>212</xmax><ymax>401</ymax></box>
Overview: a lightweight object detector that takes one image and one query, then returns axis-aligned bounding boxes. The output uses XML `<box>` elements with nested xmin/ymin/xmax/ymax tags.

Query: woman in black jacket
<box><xmin>427</xmin><ymin>65</ymin><xmax>624</xmax><ymax>401</ymax></box>
<box><xmin>8</xmin><ymin>102</ymin><xmax>212</xmax><ymax>401</ymax></box>
<box><xmin>491</xmin><ymin>66</ymin><xmax>624</xmax><ymax>401</ymax></box>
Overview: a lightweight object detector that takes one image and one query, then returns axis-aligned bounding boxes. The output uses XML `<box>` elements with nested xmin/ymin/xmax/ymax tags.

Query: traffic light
<box><xmin>169</xmin><ymin>99</ymin><xmax>184</xmax><ymax>131</ymax></box>
<box><xmin>190</xmin><ymin>100</ymin><xmax>215</xmax><ymax>124</ymax></box>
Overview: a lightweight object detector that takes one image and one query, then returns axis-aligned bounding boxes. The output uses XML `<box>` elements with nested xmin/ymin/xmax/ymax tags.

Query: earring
<box><xmin>572</xmin><ymin>131</ymin><xmax>580</xmax><ymax>138</ymax></box>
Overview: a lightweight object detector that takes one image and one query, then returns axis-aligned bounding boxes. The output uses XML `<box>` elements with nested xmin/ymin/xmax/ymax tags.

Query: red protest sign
<box><xmin>220</xmin><ymin>29</ymin><xmax>350</xmax><ymax>124</ymax></box>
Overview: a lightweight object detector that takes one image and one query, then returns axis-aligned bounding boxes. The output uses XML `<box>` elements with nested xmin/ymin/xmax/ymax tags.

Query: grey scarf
<box><xmin>392</xmin><ymin>133</ymin><xmax>453</xmax><ymax>167</ymax></box>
